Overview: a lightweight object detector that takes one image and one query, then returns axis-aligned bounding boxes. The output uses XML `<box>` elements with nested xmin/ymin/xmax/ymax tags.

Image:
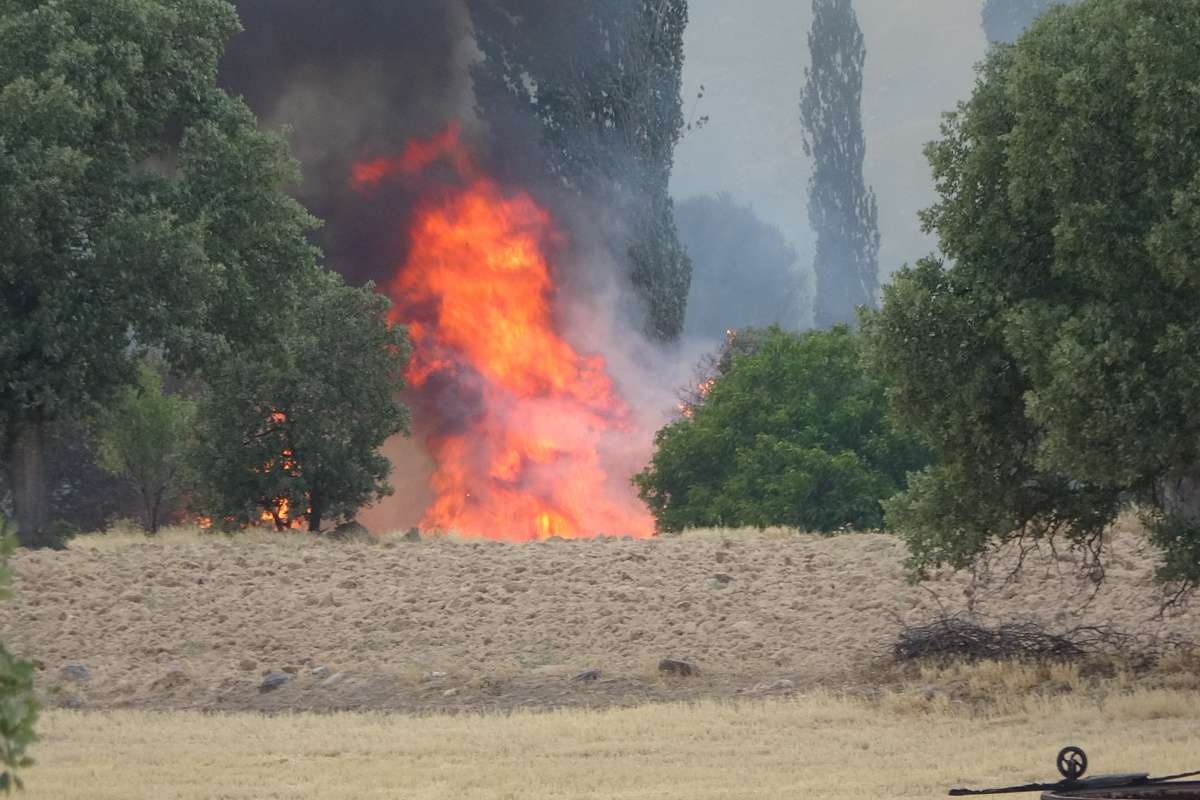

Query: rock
<box><xmin>318</xmin><ymin>671</ymin><xmax>345</xmax><ymax>688</ymax></box>
<box><xmin>259</xmin><ymin>672</ymin><xmax>291</xmax><ymax>693</ymax></box>
<box><xmin>60</xmin><ymin>694</ymin><xmax>84</xmax><ymax>710</ymax></box>
<box><xmin>713</xmin><ymin>573</ymin><xmax>734</xmax><ymax>585</ymax></box>
<box><xmin>658</xmin><ymin>659</ymin><xmax>698</xmax><ymax>677</ymax></box>
<box><xmin>281</xmin><ymin>665</ymin><xmax>299</xmax><ymax>675</ymax></box>
<box><xmin>422</xmin><ymin>671</ymin><xmax>447</xmax><ymax>682</ymax></box>
<box><xmin>311</xmin><ymin>665</ymin><xmax>330</xmax><ymax>679</ymax></box>
<box><xmin>238</xmin><ymin>658</ymin><xmax>258</xmax><ymax>672</ymax></box>
<box><xmin>572</xmin><ymin>669</ymin><xmax>602</xmax><ymax>682</ymax></box>
<box><xmin>403</xmin><ymin>527</ymin><xmax>421</xmax><ymax>542</ymax></box>
<box><xmin>60</xmin><ymin>664</ymin><xmax>90</xmax><ymax>683</ymax></box>
<box><xmin>442</xmin><ymin>687</ymin><xmax>460</xmax><ymax>697</ymax></box>
<box><xmin>150</xmin><ymin>670</ymin><xmax>189</xmax><ymax>692</ymax></box>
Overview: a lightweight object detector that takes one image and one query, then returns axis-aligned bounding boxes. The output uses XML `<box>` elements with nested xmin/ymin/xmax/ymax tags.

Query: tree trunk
<box><xmin>307</xmin><ymin>494</ymin><xmax>322</xmax><ymax>533</ymax></box>
<box><xmin>1161</xmin><ymin>470</ymin><xmax>1200</xmax><ymax>524</ymax></box>
<box><xmin>145</xmin><ymin>483</ymin><xmax>165</xmax><ymax>535</ymax></box>
<box><xmin>11</xmin><ymin>418</ymin><xmax>49</xmax><ymax>548</ymax></box>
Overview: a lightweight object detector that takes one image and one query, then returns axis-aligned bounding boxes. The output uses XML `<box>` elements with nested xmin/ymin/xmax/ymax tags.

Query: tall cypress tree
<box><xmin>469</xmin><ymin>1</ymin><xmax>692</xmax><ymax>341</ymax></box>
<box><xmin>981</xmin><ymin>0</ymin><xmax>1080</xmax><ymax>43</ymax></box>
<box><xmin>799</xmin><ymin>0</ymin><xmax>879</xmax><ymax>329</ymax></box>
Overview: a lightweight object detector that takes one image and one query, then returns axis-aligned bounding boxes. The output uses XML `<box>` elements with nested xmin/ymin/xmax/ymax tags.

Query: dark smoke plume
<box><xmin>220</xmin><ymin>1</ymin><xmax>691</xmax><ymax>342</ymax></box>
<box><xmin>220</xmin><ymin>0</ymin><xmax>478</xmax><ymax>287</ymax></box>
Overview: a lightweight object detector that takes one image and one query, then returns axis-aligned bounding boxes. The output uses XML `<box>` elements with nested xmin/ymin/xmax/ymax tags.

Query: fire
<box><xmin>353</xmin><ymin>124</ymin><xmax>653</xmax><ymax>540</ymax></box>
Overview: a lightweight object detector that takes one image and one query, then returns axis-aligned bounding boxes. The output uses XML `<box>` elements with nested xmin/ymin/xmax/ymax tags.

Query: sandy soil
<box><xmin>4</xmin><ymin>522</ymin><xmax>1198</xmax><ymax>713</ymax></box>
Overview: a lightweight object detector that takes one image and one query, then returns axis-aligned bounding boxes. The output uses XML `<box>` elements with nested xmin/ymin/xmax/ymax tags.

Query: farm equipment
<box><xmin>949</xmin><ymin>746</ymin><xmax>1200</xmax><ymax>798</ymax></box>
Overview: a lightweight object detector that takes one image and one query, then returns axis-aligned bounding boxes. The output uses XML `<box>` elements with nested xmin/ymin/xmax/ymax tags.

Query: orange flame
<box><xmin>354</xmin><ymin>125</ymin><xmax>652</xmax><ymax>540</ymax></box>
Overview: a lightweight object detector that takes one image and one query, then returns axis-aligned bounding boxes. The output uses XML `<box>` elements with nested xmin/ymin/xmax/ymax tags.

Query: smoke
<box><xmin>676</xmin><ymin>193</ymin><xmax>805</xmax><ymax>344</ymax></box>
<box><xmin>221</xmin><ymin>0</ymin><xmax>479</xmax><ymax>286</ymax></box>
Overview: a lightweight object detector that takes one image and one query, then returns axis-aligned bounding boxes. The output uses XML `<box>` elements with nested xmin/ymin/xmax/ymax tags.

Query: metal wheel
<box><xmin>1057</xmin><ymin>746</ymin><xmax>1088</xmax><ymax>780</ymax></box>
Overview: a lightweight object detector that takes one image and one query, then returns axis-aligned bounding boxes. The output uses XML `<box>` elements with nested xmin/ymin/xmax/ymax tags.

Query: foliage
<box><xmin>799</xmin><ymin>0</ymin><xmax>880</xmax><ymax>328</ymax></box>
<box><xmin>0</xmin><ymin>0</ymin><xmax>317</xmax><ymax>545</ymax></box>
<box><xmin>0</xmin><ymin>522</ymin><xmax>37</xmax><ymax>793</ymax></box>
<box><xmin>676</xmin><ymin>193</ymin><xmax>807</xmax><ymax>340</ymax></box>
<box><xmin>981</xmin><ymin>0</ymin><xmax>1079</xmax><ymax>43</ymax></box>
<box><xmin>469</xmin><ymin>0</ymin><xmax>693</xmax><ymax>341</ymax></box>
<box><xmin>862</xmin><ymin>0</ymin><xmax>1200</xmax><ymax>588</ymax></box>
<box><xmin>191</xmin><ymin>271</ymin><xmax>411</xmax><ymax>532</ymax></box>
<box><xmin>636</xmin><ymin>326</ymin><xmax>929</xmax><ymax>533</ymax></box>
<box><xmin>94</xmin><ymin>361</ymin><xmax>196</xmax><ymax>534</ymax></box>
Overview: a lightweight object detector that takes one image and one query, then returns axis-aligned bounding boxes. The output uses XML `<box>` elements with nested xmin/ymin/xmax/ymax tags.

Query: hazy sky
<box><xmin>671</xmin><ymin>0</ymin><xmax>988</xmax><ymax>305</ymax></box>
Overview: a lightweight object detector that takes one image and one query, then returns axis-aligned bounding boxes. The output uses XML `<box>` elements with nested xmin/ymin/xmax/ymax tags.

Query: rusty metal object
<box><xmin>949</xmin><ymin>747</ymin><xmax>1200</xmax><ymax>799</ymax></box>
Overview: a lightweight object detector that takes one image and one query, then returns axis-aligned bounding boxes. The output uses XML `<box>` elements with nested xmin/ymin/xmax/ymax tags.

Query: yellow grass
<box><xmin>26</xmin><ymin>690</ymin><xmax>1200</xmax><ymax>800</ymax></box>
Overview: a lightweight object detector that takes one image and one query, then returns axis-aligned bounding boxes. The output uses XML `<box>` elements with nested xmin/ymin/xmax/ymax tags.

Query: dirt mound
<box><xmin>3</xmin><ymin>522</ymin><xmax>1196</xmax><ymax>713</ymax></box>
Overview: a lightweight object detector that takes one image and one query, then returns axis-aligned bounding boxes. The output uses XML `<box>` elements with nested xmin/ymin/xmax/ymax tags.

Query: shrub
<box><xmin>0</xmin><ymin>521</ymin><xmax>37</xmax><ymax>792</ymax></box>
<box><xmin>635</xmin><ymin>326</ymin><xmax>929</xmax><ymax>533</ymax></box>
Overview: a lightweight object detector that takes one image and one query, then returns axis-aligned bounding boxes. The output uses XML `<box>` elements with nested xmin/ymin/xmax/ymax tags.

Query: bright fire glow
<box><xmin>353</xmin><ymin>124</ymin><xmax>652</xmax><ymax>540</ymax></box>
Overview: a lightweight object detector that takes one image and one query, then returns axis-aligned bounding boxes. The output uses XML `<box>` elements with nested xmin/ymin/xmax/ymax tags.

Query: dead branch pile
<box><xmin>893</xmin><ymin>616</ymin><xmax>1184</xmax><ymax>671</ymax></box>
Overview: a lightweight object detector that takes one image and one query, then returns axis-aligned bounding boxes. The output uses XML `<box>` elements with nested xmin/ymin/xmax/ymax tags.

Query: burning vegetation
<box><xmin>352</xmin><ymin>126</ymin><xmax>652</xmax><ymax>540</ymax></box>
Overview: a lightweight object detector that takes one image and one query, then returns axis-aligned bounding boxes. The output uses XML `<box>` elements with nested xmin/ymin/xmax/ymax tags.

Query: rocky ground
<box><xmin>5</xmin><ymin>522</ymin><xmax>1198</xmax><ymax>713</ymax></box>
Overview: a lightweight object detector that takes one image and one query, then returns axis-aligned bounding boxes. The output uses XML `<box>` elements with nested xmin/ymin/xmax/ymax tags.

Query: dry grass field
<box><xmin>25</xmin><ymin>689</ymin><xmax>1200</xmax><ymax>800</ymax></box>
<box><xmin>5</xmin><ymin>520</ymin><xmax>1198</xmax><ymax>714</ymax></box>
<box><xmin>7</xmin><ymin>522</ymin><xmax>1200</xmax><ymax>798</ymax></box>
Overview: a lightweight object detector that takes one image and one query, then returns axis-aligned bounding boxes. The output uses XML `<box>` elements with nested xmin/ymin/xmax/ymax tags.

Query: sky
<box><xmin>671</xmin><ymin>0</ymin><xmax>988</xmax><ymax>315</ymax></box>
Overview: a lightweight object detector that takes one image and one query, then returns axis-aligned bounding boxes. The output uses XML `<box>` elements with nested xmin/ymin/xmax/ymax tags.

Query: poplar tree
<box><xmin>799</xmin><ymin>0</ymin><xmax>880</xmax><ymax>328</ymax></box>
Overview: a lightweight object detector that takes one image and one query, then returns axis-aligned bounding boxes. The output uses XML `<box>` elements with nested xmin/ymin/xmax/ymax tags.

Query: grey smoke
<box><xmin>671</xmin><ymin>0</ymin><xmax>988</xmax><ymax>327</ymax></box>
<box><xmin>676</xmin><ymin>193</ymin><xmax>805</xmax><ymax>342</ymax></box>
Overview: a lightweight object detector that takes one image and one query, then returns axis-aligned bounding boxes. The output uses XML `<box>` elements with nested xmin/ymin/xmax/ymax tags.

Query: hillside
<box><xmin>5</xmin><ymin>522</ymin><xmax>1197</xmax><ymax>713</ymax></box>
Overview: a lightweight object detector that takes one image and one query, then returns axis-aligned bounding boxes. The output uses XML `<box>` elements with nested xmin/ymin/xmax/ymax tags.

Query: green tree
<box><xmin>636</xmin><ymin>326</ymin><xmax>928</xmax><ymax>533</ymax></box>
<box><xmin>0</xmin><ymin>523</ymin><xmax>37</xmax><ymax>793</ymax></box>
<box><xmin>192</xmin><ymin>272</ymin><xmax>411</xmax><ymax>532</ymax></box>
<box><xmin>799</xmin><ymin>0</ymin><xmax>880</xmax><ymax>328</ymax></box>
<box><xmin>863</xmin><ymin>0</ymin><xmax>1200</xmax><ymax>588</ymax></box>
<box><xmin>0</xmin><ymin>0</ymin><xmax>317</xmax><ymax>547</ymax></box>
<box><xmin>469</xmin><ymin>0</ymin><xmax>693</xmax><ymax>341</ymax></box>
<box><xmin>94</xmin><ymin>362</ymin><xmax>196</xmax><ymax>534</ymax></box>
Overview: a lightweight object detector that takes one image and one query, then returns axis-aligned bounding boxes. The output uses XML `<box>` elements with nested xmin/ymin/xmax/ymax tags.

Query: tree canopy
<box><xmin>636</xmin><ymin>326</ymin><xmax>928</xmax><ymax>533</ymax></box>
<box><xmin>863</xmin><ymin>0</ymin><xmax>1200</xmax><ymax>588</ymax></box>
<box><xmin>94</xmin><ymin>361</ymin><xmax>196</xmax><ymax>534</ymax></box>
<box><xmin>191</xmin><ymin>271</ymin><xmax>411</xmax><ymax>532</ymax></box>
<box><xmin>0</xmin><ymin>0</ymin><xmax>321</xmax><ymax>545</ymax></box>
